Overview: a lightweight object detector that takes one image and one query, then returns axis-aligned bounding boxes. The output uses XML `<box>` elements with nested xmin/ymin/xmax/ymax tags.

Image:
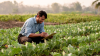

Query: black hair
<box><xmin>37</xmin><ymin>10</ymin><xmax>47</xmax><ymax>19</ymax></box>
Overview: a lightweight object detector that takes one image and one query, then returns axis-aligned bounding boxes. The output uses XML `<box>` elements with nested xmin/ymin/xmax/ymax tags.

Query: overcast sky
<box><xmin>0</xmin><ymin>0</ymin><xmax>96</xmax><ymax>7</ymax></box>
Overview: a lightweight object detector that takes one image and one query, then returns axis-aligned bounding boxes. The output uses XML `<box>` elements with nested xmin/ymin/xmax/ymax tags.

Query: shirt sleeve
<box><xmin>25</xmin><ymin>21</ymin><xmax>33</xmax><ymax>37</ymax></box>
<box><xmin>39</xmin><ymin>22</ymin><xmax>45</xmax><ymax>33</ymax></box>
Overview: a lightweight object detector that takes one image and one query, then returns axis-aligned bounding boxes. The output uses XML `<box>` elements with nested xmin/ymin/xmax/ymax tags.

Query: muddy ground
<box><xmin>0</xmin><ymin>21</ymin><xmax>60</xmax><ymax>29</ymax></box>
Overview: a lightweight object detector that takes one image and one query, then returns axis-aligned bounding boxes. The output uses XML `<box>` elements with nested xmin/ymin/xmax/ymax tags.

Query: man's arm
<box><xmin>28</xmin><ymin>32</ymin><xmax>48</xmax><ymax>38</ymax></box>
<box><xmin>28</xmin><ymin>33</ymin><xmax>41</xmax><ymax>38</ymax></box>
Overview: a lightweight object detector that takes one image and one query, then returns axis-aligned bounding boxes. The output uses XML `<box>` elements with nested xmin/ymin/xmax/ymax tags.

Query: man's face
<box><xmin>38</xmin><ymin>15</ymin><xmax>45</xmax><ymax>24</ymax></box>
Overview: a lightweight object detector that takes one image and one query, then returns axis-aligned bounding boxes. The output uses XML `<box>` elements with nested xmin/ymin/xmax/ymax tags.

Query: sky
<box><xmin>0</xmin><ymin>0</ymin><xmax>96</xmax><ymax>7</ymax></box>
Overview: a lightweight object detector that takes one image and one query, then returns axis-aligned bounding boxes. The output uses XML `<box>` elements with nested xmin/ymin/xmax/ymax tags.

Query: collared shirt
<box><xmin>20</xmin><ymin>15</ymin><xmax>45</xmax><ymax>37</ymax></box>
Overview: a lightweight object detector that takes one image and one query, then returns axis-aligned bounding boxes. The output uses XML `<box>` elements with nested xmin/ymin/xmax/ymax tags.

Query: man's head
<box><xmin>36</xmin><ymin>10</ymin><xmax>47</xmax><ymax>24</ymax></box>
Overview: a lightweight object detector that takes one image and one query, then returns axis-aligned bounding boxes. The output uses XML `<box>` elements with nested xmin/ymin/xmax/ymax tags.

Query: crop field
<box><xmin>0</xmin><ymin>14</ymin><xmax>100</xmax><ymax>23</ymax></box>
<box><xmin>0</xmin><ymin>14</ymin><xmax>100</xmax><ymax>56</ymax></box>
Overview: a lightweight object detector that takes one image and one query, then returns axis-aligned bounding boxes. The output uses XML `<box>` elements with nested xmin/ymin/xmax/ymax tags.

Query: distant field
<box><xmin>0</xmin><ymin>14</ymin><xmax>100</xmax><ymax>24</ymax></box>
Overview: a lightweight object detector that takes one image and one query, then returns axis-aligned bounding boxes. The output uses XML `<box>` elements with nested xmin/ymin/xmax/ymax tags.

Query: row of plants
<box><xmin>0</xmin><ymin>14</ymin><xmax>100</xmax><ymax>23</ymax></box>
<box><xmin>52</xmin><ymin>41</ymin><xmax>100</xmax><ymax>56</ymax></box>
<box><xmin>0</xmin><ymin>21</ymin><xmax>100</xmax><ymax>56</ymax></box>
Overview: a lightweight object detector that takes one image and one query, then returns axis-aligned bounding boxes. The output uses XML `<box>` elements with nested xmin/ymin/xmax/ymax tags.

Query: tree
<box><xmin>12</xmin><ymin>0</ymin><xmax>18</xmax><ymax>14</ymax></box>
<box><xmin>92</xmin><ymin>0</ymin><xmax>100</xmax><ymax>9</ymax></box>
<box><xmin>68</xmin><ymin>2</ymin><xmax>82</xmax><ymax>12</ymax></box>
<box><xmin>0</xmin><ymin>1</ymin><xmax>14</xmax><ymax>14</ymax></box>
<box><xmin>51</xmin><ymin>3</ymin><xmax>60</xmax><ymax>13</ymax></box>
<box><xmin>74</xmin><ymin>2</ymin><xmax>82</xmax><ymax>11</ymax></box>
<box><xmin>62</xmin><ymin>6</ymin><xmax>69</xmax><ymax>12</ymax></box>
<box><xmin>68</xmin><ymin>3</ymin><xmax>75</xmax><ymax>11</ymax></box>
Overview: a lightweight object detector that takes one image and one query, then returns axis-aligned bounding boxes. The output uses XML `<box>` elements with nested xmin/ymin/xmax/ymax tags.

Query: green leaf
<box><xmin>51</xmin><ymin>52</ymin><xmax>61</xmax><ymax>56</ymax></box>
<box><xmin>11</xmin><ymin>48</ymin><xmax>21</xmax><ymax>54</ymax></box>
<box><xmin>62</xmin><ymin>47</ymin><xmax>68</xmax><ymax>53</ymax></box>
<box><xmin>42</xmin><ymin>50</ymin><xmax>50</xmax><ymax>55</ymax></box>
<box><xmin>71</xmin><ymin>38</ymin><xmax>77</xmax><ymax>44</ymax></box>
<box><xmin>67</xmin><ymin>53</ymin><xmax>77</xmax><ymax>56</ymax></box>
<box><xmin>68</xmin><ymin>44</ymin><xmax>75</xmax><ymax>53</ymax></box>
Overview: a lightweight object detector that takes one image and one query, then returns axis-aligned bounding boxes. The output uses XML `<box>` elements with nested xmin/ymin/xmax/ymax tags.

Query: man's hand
<box><xmin>40</xmin><ymin>32</ymin><xmax>49</xmax><ymax>38</ymax></box>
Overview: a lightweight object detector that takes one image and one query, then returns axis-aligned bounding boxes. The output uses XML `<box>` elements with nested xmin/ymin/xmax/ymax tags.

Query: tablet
<box><xmin>42</xmin><ymin>33</ymin><xmax>56</xmax><ymax>40</ymax></box>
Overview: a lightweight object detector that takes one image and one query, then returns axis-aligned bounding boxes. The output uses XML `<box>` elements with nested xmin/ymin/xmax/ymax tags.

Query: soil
<box><xmin>0</xmin><ymin>21</ymin><xmax>59</xmax><ymax>29</ymax></box>
<box><xmin>92</xmin><ymin>52</ymin><xmax>100</xmax><ymax>56</ymax></box>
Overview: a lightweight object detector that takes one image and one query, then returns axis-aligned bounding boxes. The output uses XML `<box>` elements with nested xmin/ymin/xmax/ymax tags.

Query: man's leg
<box><xmin>20</xmin><ymin>36</ymin><xmax>33</xmax><ymax>44</ymax></box>
<box><xmin>19</xmin><ymin>37</ymin><xmax>44</xmax><ymax>44</ymax></box>
<box><xmin>18</xmin><ymin>34</ymin><xmax>44</xmax><ymax>44</ymax></box>
<box><xmin>18</xmin><ymin>34</ymin><xmax>33</xmax><ymax>45</ymax></box>
<box><xmin>30</xmin><ymin>37</ymin><xmax>44</xmax><ymax>44</ymax></box>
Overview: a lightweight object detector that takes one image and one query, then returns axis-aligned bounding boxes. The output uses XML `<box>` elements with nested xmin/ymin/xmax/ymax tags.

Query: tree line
<box><xmin>0</xmin><ymin>0</ymin><xmax>100</xmax><ymax>14</ymax></box>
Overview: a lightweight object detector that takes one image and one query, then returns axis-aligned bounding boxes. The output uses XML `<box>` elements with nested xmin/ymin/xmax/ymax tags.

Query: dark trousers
<box><xmin>18</xmin><ymin>34</ymin><xmax>44</xmax><ymax>44</ymax></box>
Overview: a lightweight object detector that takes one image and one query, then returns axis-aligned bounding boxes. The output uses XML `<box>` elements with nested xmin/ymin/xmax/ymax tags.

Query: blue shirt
<box><xmin>20</xmin><ymin>15</ymin><xmax>45</xmax><ymax>37</ymax></box>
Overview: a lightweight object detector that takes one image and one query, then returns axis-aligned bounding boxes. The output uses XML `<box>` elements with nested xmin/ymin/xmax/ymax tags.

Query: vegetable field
<box><xmin>0</xmin><ymin>14</ymin><xmax>100</xmax><ymax>24</ymax></box>
<box><xmin>0</xmin><ymin>20</ymin><xmax>100</xmax><ymax>56</ymax></box>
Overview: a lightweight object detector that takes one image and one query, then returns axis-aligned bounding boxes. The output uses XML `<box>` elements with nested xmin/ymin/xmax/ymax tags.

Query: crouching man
<box><xmin>18</xmin><ymin>10</ymin><xmax>52</xmax><ymax>45</ymax></box>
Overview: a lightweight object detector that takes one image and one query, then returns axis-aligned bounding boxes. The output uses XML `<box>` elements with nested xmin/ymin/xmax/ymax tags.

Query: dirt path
<box><xmin>0</xmin><ymin>21</ymin><xmax>59</xmax><ymax>29</ymax></box>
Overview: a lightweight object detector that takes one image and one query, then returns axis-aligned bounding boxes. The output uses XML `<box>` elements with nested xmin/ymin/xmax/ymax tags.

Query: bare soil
<box><xmin>0</xmin><ymin>21</ymin><xmax>59</xmax><ymax>29</ymax></box>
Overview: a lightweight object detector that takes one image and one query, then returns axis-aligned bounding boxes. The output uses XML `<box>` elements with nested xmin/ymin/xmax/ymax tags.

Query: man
<box><xmin>18</xmin><ymin>10</ymin><xmax>52</xmax><ymax>44</ymax></box>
